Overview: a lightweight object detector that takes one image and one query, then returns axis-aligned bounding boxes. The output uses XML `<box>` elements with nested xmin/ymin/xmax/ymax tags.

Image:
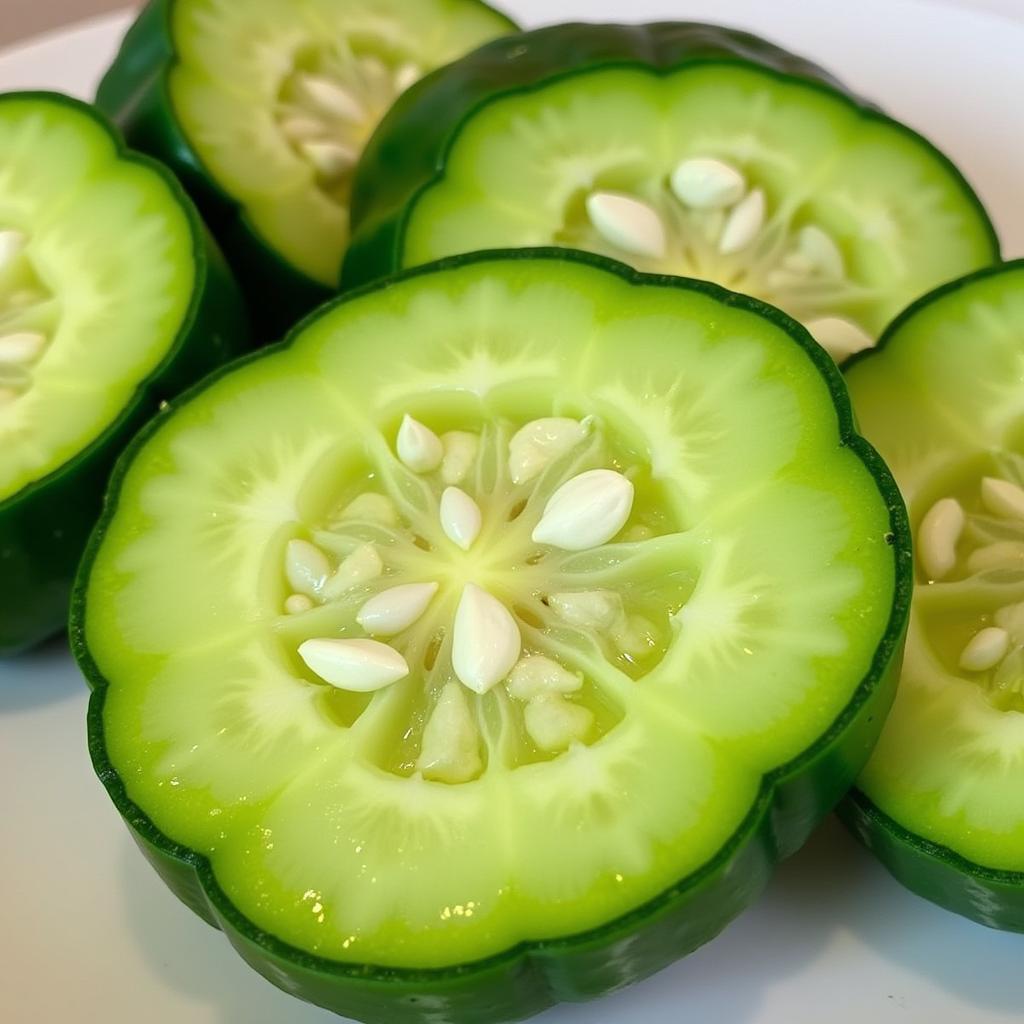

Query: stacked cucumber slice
<box><xmin>96</xmin><ymin>0</ymin><xmax>517</xmax><ymax>333</ymax></box>
<box><xmin>0</xmin><ymin>2</ymin><xmax>1013</xmax><ymax>1021</ymax></box>
<box><xmin>842</xmin><ymin>263</ymin><xmax>1024</xmax><ymax>930</ymax></box>
<box><xmin>344</xmin><ymin>23</ymin><xmax>999</xmax><ymax>361</ymax></box>
<box><xmin>0</xmin><ymin>92</ymin><xmax>246</xmax><ymax>654</ymax></box>
<box><xmin>78</xmin><ymin>251</ymin><xmax>909</xmax><ymax>1021</ymax></box>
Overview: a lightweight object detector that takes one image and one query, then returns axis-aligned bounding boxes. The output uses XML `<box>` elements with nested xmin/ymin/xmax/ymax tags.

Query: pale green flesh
<box><xmin>0</xmin><ymin>98</ymin><xmax>195</xmax><ymax>501</ymax></box>
<box><xmin>88</xmin><ymin>258</ymin><xmax>895</xmax><ymax>967</ymax></box>
<box><xmin>402</xmin><ymin>65</ymin><xmax>994</xmax><ymax>354</ymax></box>
<box><xmin>168</xmin><ymin>0</ymin><xmax>512</xmax><ymax>284</ymax></box>
<box><xmin>849</xmin><ymin>266</ymin><xmax>1024</xmax><ymax>872</ymax></box>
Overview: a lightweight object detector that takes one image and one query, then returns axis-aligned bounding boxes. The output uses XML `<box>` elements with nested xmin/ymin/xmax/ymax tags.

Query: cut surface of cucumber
<box><xmin>95</xmin><ymin>0</ymin><xmax>517</xmax><ymax>329</ymax></box>
<box><xmin>843</xmin><ymin>262</ymin><xmax>1024</xmax><ymax>930</ymax></box>
<box><xmin>77</xmin><ymin>250</ymin><xmax>909</xmax><ymax>1022</ymax></box>
<box><xmin>344</xmin><ymin>22</ymin><xmax>998</xmax><ymax>362</ymax></box>
<box><xmin>0</xmin><ymin>91</ymin><xmax>246</xmax><ymax>654</ymax></box>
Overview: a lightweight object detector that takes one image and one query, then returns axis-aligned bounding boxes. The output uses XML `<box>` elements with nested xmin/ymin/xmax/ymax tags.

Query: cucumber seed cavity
<box><xmin>288</xmin><ymin>413</ymin><xmax>682</xmax><ymax>784</ymax></box>
<box><xmin>278</xmin><ymin>56</ymin><xmax>421</xmax><ymax>206</ymax></box>
<box><xmin>578</xmin><ymin>157</ymin><xmax>873</xmax><ymax>361</ymax></box>
<box><xmin>0</xmin><ymin>229</ymin><xmax>55</xmax><ymax>406</ymax></box>
<box><xmin>918</xmin><ymin>469</ymin><xmax>1024</xmax><ymax>712</ymax></box>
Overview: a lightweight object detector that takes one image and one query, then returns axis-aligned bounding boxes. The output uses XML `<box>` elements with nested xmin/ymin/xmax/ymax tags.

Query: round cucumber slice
<box><xmin>842</xmin><ymin>261</ymin><xmax>1024</xmax><ymax>930</ymax></box>
<box><xmin>95</xmin><ymin>0</ymin><xmax>517</xmax><ymax>335</ymax></box>
<box><xmin>76</xmin><ymin>250</ymin><xmax>909</xmax><ymax>1021</ymax></box>
<box><xmin>344</xmin><ymin>22</ymin><xmax>998</xmax><ymax>363</ymax></box>
<box><xmin>0</xmin><ymin>91</ymin><xmax>246</xmax><ymax>655</ymax></box>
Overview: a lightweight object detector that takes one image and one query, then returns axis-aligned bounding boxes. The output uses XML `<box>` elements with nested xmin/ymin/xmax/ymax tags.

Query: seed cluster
<box><xmin>576</xmin><ymin>156</ymin><xmax>874</xmax><ymax>361</ymax></box>
<box><xmin>277</xmin><ymin>56</ymin><xmax>421</xmax><ymax>203</ymax></box>
<box><xmin>281</xmin><ymin>413</ymin><xmax>674</xmax><ymax>782</ymax></box>
<box><xmin>918</xmin><ymin>473</ymin><xmax>1024</xmax><ymax>708</ymax></box>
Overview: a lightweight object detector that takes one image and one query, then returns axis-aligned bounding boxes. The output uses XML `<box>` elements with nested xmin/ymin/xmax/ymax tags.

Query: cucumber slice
<box><xmin>842</xmin><ymin>261</ymin><xmax>1024</xmax><ymax>930</ymax></box>
<box><xmin>77</xmin><ymin>250</ymin><xmax>909</xmax><ymax>1021</ymax></box>
<box><xmin>344</xmin><ymin>22</ymin><xmax>998</xmax><ymax>363</ymax></box>
<box><xmin>96</xmin><ymin>0</ymin><xmax>517</xmax><ymax>334</ymax></box>
<box><xmin>0</xmin><ymin>92</ymin><xmax>246</xmax><ymax>655</ymax></box>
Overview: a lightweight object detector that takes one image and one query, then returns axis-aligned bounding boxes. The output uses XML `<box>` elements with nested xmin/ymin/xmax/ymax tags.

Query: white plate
<box><xmin>1</xmin><ymin>3</ymin><xmax>1022</xmax><ymax>1022</ymax></box>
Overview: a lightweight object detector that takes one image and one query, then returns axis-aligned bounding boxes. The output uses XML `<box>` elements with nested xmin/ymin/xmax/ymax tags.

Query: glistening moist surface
<box><xmin>85</xmin><ymin>257</ymin><xmax>897</xmax><ymax>968</ymax></box>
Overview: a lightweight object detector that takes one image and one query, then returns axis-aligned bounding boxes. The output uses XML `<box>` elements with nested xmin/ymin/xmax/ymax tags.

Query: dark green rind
<box><xmin>73</xmin><ymin>248</ymin><xmax>911</xmax><ymax>1023</ymax></box>
<box><xmin>0</xmin><ymin>91</ymin><xmax>248</xmax><ymax>657</ymax></box>
<box><xmin>841</xmin><ymin>259</ymin><xmax>1024</xmax><ymax>931</ymax></box>
<box><xmin>341</xmin><ymin>21</ymin><xmax>999</xmax><ymax>298</ymax></box>
<box><xmin>95</xmin><ymin>0</ymin><xmax>520</xmax><ymax>342</ymax></box>
<box><xmin>839</xmin><ymin>791</ymin><xmax>1024</xmax><ymax>933</ymax></box>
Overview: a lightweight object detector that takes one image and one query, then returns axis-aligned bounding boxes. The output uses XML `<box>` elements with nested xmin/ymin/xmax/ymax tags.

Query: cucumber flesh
<box><xmin>167</xmin><ymin>0</ymin><xmax>514</xmax><ymax>285</ymax></box>
<box><xmin>0</xmin><ymin>95</ymin><xmax>195</xmax><ymax>502</ymax></box>
<box><xmin>848</xmin><ymin>263</ymin><xmax>1024</xmax><ymax>875</ymax></box>
<box><xmin>360</xmin><ymin>46</ymin><xmax>996</xmax><ymax>361</ymax></box>
<box><xmin>83</xmin><ymin>253</ymin><xmax>902</xmax><ymax>970</ymax></box>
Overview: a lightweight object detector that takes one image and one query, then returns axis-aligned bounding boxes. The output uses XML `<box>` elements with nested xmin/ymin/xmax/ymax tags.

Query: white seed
<box><xmin>440</xmin><ymin>487</ymin><xmax>482</xmax><ymax>551</ymax></box>
<box><xmin>549</xmin><ymin>590</ymin><xmax>622</xmax><ymax>630</ymax></box>
<box><xmin>994</xmin><ymin>646</ymin><xmax>1024</xmax><ymax>693</ymax></box>
<box><xmin>586</xmin><ymin>192</ymin><xmax>667</xmax><ymax>259</ymax></box>
<box><xmin>341</xmin><ymin>493</ymin><xmax>398</xmax><ymax>526</ymax></box>
<box><xmin>797</xmin><ymin>225</ymin><xmax>845</xmax><ymax>278</ymax></box>
<box><xmin>298</xmin><ymin>637</ymin><xmax>409</xmax><ymax>692</ymax></box>
<box><xmin>718</xmin><ymin>187</ymin><xmax>766</xmax><ymax>255</ymax></box>
<box><xmin>959</xmin><ymin>626</ymin><xmax>1011</xmax><ymax>672</ymax></box>
<box><xmin>508</xmin><ymin>417</ymin><xmax>588</xmax><ymax>485</ymax></box>
<box><xmin>803</xmin><ymin>317</ymin><xmax>874</xmax><ymax>361</ymax></box>
<box><xmin>6</xmin><ymin>290</ymin><xmax>36</xmax><ymax>309</ymax></box>
<box><xmin>300</xmin><ymin>140</ymin><xmax>358</xmax><ymax>179</ymax></box>
<box><xmin>506</xmin><ymin>654</ymin><xmax>582</xmax><ymax>701</ymax></box>
<box><xmin>967</xmin><ymin>542</ymin><xmax>1024</xmax><ymax>574</ymax></box>
<box><xmin>918</xmin><ymin>497</ymin><xmax>965</xmax><ymax>581</ymax></box>
<box><xmin>440</xmin><ymin>431</ymin><xmax>479</xmax><ymax>486</ymax></box>
<box><xmin>284</xmin><ymin>594</ymin><xmax>314</xmax><ymax>615</ymax></box>
<box><xmin>613</xmin><ymin>614</ymin><xmax>657</xmax><ymax>658</ymax></box>
<box><xmin>281</xmin><ymin>115</ymin><xmax>326</xmax><ymax>143</ymax></box>
<box><xmin>981</xmin><ymin>477</ymin><xmax>1024</xmax><ymax>521</ymax></box>
<box><xmin>995</xmin><ymin>602</ymin><xmax>1024</xmax><ymax>637</ymax></box>
<box><xmin>358</xmin><ymin>55</ymin><xmax>391</xmax><ymax>89</ymax></box>
<box><xmin>296</xmin><ymin>73</ymin><xmax>366</xmax><ymax>122</ymax></box>
<box><xmin>0</xmin><ymin>230</ymin><xmax>25</xmax><ymax>271</ymax></box>
<box><xmin>532</xmin><ymin>469</ymin><xmax>635</xmax><ymax>551</ymax></box>
<box><xmin>524</xmin><ymin>694</ymin><xmax>594</xmax><ymax>752</ymax></box>
<box><xmin>356</xmin><ymin>581</ymin><xmax>439</xmax><ymax>636</ymax></box>
<box><xmin>285</xmin><ymin>539</ymin><xmax>331</xmax><ymax>596</ymax></box>
<box><xmin>669</xmin><ymin>157</ymin><xmax>746</xmax><ymax>210</ymax></box>
<box><xmin>0</xmin><ymin>332</ymin><xmax>45</xmax><ymax>365</ymax></box>
<box><xmin>394</xmin><ymin>62</ymin><xmax>421</xmax><ymax>93</ymax></box>
<box><xmin>418</xmin><ymin>682</ymin><xmax>482</xmax><ymax>784</ymax></box>
<box><xmin>397</xmin><ymin>414</ymin><xmax>444</xmax><ymax>473</ymax></box>
<box><xmin>322</xmin><ymin>542</ymin><xmax>384</xmax><ymax>599</ymax></box>
<box><xmin>452</xmin><ymin>583</ymin><xmax>522</xmax><ymax>695</ymax></box>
